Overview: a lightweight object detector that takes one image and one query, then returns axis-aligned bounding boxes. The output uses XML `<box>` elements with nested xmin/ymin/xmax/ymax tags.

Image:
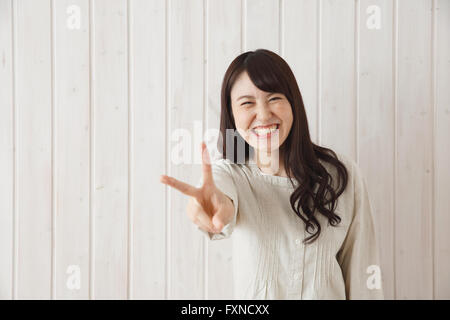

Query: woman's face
<box><xmin>230</xmin><ymin>71</ymin><xmax>293</xmax><ymax>153</ymax></box>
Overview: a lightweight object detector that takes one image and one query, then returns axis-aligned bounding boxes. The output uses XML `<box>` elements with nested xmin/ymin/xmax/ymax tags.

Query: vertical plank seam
<box><xmin>317</xmin><ymin>0</ymin><xmax>322</xmax><ymax>145</ymax></box>
<box><xmin>203</xmin><ymin>0</ymin><xmax>208</xmax><ymax>300</ymax></box>
<box><xmin>279</xmin><ymin>0</ymin><xmax>283</xmax><ymax>56</ymax></box>
<box><xmin>393</xmin><ymin>0</ymin><xmax>398</xmax><ymax>300</ymax></box>
<box><xmin>355</xmin><ymin>0</ymin><xmax>360</xmax><ymax>165</ymax></box>
<box><xmin>11</xmin><ymin>0</ymin><xmax>17</xmax><ymax>301</ymax></box>
<box><xmin>89</xmin><ymin>0</ymin><xmax>95</xmax><ymax>300</ymax></box>
<box><xmin>431</xmin><ymin>0</ymin><xmax>437</xmax><ymax>301</ymax></box>
<box><xmin>241</xmin><ymin>0</ymin><xmax>246</xmax><ymax>52</ymax></box>
<box><xmin>50</xmin><ymin>0</ymin><xmax>56</xmax><ymax>300</ymax></box>
<box><xmin>165</xmin><ymin>0</ymin><xmax>171</xmax><ymax>300</ymax></box>
<box><xmin>127</xmin><ymin>0</ymin><xmax>133</xmax><ymax>300</ymax></box>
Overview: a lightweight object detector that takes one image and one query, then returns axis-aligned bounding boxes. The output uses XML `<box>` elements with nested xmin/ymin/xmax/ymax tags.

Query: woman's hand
<box><xmin>159</xmin><ymin>142</ymin><xmax>235</xmax><ymax>234</ymax></box>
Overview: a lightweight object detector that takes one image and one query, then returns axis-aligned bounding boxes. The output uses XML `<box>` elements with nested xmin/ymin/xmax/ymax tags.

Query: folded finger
<box><xmin>195</xmin><ymin>219</ymin><xmax>215</xmax><ymax>234</ymax></box>
<box><xmin>188</xmin><ymin>202</ymin><xmax>216</xmax><ymax>232</ymax></box>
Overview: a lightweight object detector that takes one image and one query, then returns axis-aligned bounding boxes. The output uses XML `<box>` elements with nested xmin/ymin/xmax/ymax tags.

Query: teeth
<box><xmin>253</xmin><ymin>124</ymin><xmax>278</xmax><ymax>135</ymax></box>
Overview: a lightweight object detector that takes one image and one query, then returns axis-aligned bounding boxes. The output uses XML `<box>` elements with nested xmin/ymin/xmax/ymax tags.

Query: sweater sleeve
<box><xmin>336</xmin><ymin>160</ymin><xmax>385</xmax><ymax>300</ymax></box>
<box><xmin>195</xmin><ymin>159</ymin><xmax>239</xmax><ymax>241</ymax></box>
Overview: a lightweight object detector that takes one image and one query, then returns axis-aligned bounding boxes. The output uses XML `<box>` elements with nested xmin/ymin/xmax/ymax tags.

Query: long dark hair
<box><xmin>218</xmin><ymin>49</ymin><xmax>349</xmax><ymax>244</ymax></box>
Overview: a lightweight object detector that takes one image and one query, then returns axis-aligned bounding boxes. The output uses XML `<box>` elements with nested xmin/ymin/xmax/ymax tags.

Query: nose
<box><xmin>255</xmin><ymin>101</ymin><xmax>272</xmax><ymax>121</ymax></box>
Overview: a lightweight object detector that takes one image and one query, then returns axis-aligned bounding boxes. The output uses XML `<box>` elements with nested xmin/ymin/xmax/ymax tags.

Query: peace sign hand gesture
<box><xmin>160</xmin><ymin>142</ymin><xmax>235</xmax><ymax>234</ymax></box>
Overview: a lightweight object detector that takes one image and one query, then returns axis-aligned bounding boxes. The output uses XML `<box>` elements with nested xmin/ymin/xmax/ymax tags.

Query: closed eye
<box><xmin>241</xmin><ymin>97</ymin><xmax>281</xmax><ymax>106</ymax></box>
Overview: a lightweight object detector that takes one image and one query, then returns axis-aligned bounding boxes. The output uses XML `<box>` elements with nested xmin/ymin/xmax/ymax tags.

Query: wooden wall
<box><xmin>0</xmin><ymin>0</ymin><xmax>449</xmax><ymax>299</ymax></box>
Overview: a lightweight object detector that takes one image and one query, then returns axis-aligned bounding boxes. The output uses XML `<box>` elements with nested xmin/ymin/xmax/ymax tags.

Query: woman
<box><xmin>160</xmin><ymin>49</ymin><xmax>384</xmax><ymax>300</ymax></box>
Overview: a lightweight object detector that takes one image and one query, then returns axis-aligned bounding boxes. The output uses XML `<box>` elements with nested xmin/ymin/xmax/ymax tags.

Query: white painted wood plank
<box><xmin>129</xmin><ymin>0</ymin><xmax>166</xmax><ymax>299</ymax></box>
<box><xmin>434</xmin><ymin>0</ymin><xmax>450</xmax><ymax>300</ymax></box>
<box><xmin>168</xmin><ymin>0</ymin><xmax>205</xmax><ymax>299</ymax></box>
<box><xmin>320</xmin><ymin>0</ymin><xmax>356</xmax><ymax>158</ymax></box>
<box><xmin>92</xmin><ymin>0</ymin><xmax>129</xmax><ymax>299</ymax></box>
<box><xmin>245</xmin><ymin>0</ymin><xmax>279</xmax><ymax>52</ymax></box>
<box><xmin>1</xmin><ymin>0</ymin><xmax>447</xmax><ymax>300</ymax></box>
<box><xmin>14</xmin><ymin>0</ymin><xmax>53</xmax><ymax>299</ymax></box>
<box><xmin>0</xmin><ymin>0</ymin><xmax>13</xmax><ymax>300</ymax></box>
<box><xmin>359</xmin><ymin>0</ymin><xmax>395</xmax><ymax>300</ymax></box>
<box><xmin>283</xmin><ymin>0</ymin><xmax>319</xmax><ymax>144</ymax></box>
<box><xmin>396</xmin><ymin>0</ymin><xmax>433</xmax><ymax>299</ymax></box>
<box><xmin>206</xmin><ymin>0</ymin><xmax>242</xmax><ymax>300</ymax></box>
<box><xmin>53</xmin><ymin>0</ymin><xmax>90</xmax><ymax>299</ymax></box>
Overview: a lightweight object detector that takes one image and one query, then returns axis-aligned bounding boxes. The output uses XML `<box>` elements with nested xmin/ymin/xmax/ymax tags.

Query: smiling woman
<box><xmin>161</xmin><ymin>49</ymin><xmax>384</xmax><ymax>300</ymax></box>
<box><xmin>219</xmin><ymin>49</ymin><xmax>349</xmax><ymax>245</ymax></box>
<box><xmin>215</xmin><ymin>49</ymin><xmax>384</xmax><ymax>299</ymax></box>
<box><xmin>230</xmin><ymin>71</ymin><xmax>293</xmax><ymax>176</ymax></box>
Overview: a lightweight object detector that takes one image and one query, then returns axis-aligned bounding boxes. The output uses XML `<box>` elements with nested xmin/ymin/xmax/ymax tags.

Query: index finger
<box><xmin>201</xmin><ymin>141</ymin><xmax>214</xmax><ymax>186</ymax></box>
<box><xmin>160</xmin><ymin>175</ymin><xmax>199</xmax><ymax>197</ymax></box>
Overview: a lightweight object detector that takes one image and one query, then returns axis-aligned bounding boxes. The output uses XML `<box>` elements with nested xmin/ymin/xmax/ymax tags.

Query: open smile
<box><xmin>251</xmin><ymin>124</ymin><xmax>280</xmax><ymax>139</ymax></box>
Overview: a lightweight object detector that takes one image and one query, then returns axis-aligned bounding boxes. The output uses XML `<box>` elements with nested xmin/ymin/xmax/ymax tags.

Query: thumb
<box><xmin>212</xmin><ymin>205</ymin><xmax>233</xmax><ymax>231</ymax></box>
<box><xmin>211</xmin><ymin>215</ymin><xmax>224</xmax><ymax>231</ymax></box>
<box><xmin>211</xmin><ymin>190</ymin><xmax>235</xmax><ymax>231</ymax></box>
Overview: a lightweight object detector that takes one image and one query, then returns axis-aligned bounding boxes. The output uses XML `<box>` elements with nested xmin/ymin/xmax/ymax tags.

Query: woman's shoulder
<box><xmin>333</xmin><ymin>151</ymin><xmax>365</xmax><ymax>185</ymax></box>
<box><xmin>318</xmin><ymin>150</ymin><xmax>357</xmax><ymax>178</ymax></box>
<box><xmin>210</xmin><ymin>157</ymin><xmax>243</xmax><ymax>175</ymax></box>
<box><xmin>211</xmin><ymin>157</ymin><xmax>253</xmax><ymax>182</ymax></box>
<box><xmin>211</xmin><ymin>157</ymin><xmax>233</xmax><ymax>171</ymax></box>
<box><xmin>317</xmin><ymin>150</ymin><xmax>362</xmax><ymax>207</ymax></box>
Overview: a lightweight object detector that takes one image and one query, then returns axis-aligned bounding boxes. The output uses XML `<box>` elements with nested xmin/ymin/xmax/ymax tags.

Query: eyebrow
<box><xmin>236</xmin><ymin>92</ymin><xmax>275</xmax><ymax>101</ymax></box>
